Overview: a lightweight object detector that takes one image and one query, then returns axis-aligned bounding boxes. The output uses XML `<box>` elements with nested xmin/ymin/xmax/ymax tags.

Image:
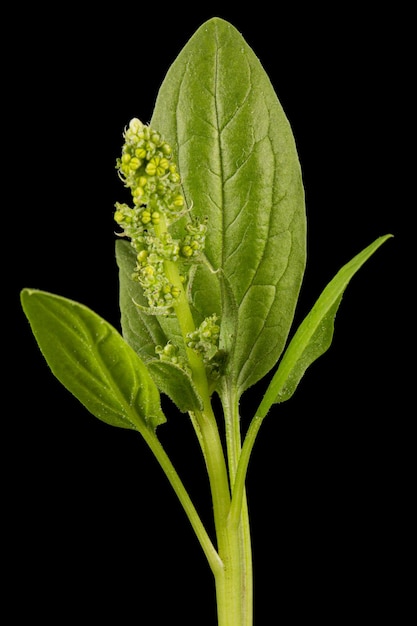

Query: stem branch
<box><xmin>229</xmin><ymin>414</ymin><xmax>264</xmax><ymax>529</ymax></box>
<box><xmin>141</xmin><ymin>427</ymin><xmax>223</xmax><ymax>576</ymax></box>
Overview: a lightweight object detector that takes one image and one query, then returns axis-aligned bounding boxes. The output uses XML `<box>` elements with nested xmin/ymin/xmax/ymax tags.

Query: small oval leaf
<box><xmin>147</xmin><ymin>360</ymin><xmax>204</xmax><ymax>413</ymax></box>
<box><xmin>21</xmin><ymin>289</ymin><xmax>166</xmax><ymax>432</ymax></box>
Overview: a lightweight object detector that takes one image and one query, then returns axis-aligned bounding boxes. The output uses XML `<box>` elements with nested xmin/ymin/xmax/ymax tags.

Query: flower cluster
<box><xmin>187</xmin><ymin>315</ymin><xmax>220</xmax><ymax>361</ymax></box>
<box><xmin>186</xmin><ymin>315</ymin><xmax>225</xmax><ymax>380</ymax></box>
<box><xmin>181</xmin><ymin>217</ymin><xmax>208</xmax><ymax>259</ymax></box>
<box><xmin>114</xmin><ymin>118</ymin><xmax>207</xmax><ymax>311</ymax></box>
<box><xmin>115</xmin><ymin>118</ymin><xmax>184</xmax><ymax>219</ymax></box>
<box><xmin>155</xmin><ymin>342</ymin><xmax>191</xmax><ymax>374</ymax></box>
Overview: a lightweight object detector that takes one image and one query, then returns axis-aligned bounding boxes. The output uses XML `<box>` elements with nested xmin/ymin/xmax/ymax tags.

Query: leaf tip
<box><xmin>20</xmin><ymin>287</ymin><xmax>38</xmax><ymax>311</ymax></box>
<box><xmin>20</xmin><ymin>287</ymin><xmax>32</xmax><ymax>297</ymax></box>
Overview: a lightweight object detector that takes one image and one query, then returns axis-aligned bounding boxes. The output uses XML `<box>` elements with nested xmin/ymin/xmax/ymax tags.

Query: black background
<box><xmin>9</xmin><ymin>5</ymin><xmax>411</xmax><ymax>624</ymax></box>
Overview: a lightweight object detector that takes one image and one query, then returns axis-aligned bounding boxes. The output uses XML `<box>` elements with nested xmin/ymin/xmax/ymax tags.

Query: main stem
<box><xmin>159</xmin><ymin>217</ymin><xmax>251</xmax><ymax>624</ymax></box>
<box><xmin>222</xmin><ymin>385</ymin><xmax>253</xmax><ymax>626</ymax></box>
<box><xmin>196</xmin><ymin>403</ymin><xmax>245</xmax><ymax>626</ymax></box>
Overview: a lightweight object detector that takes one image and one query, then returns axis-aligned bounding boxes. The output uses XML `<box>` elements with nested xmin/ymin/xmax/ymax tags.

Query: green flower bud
<box><xmin>129</xmin><ymin>157</ymin><xmax>141</xmax><ymax>171</ymax></box>
<box><xmin>137</xmin><ymin>250</ymin><xmax>148</xmax><ymax>264</ymax></box>
<box><xmin>146</xmin><ymin>157</ymin><xmax>169</xmax><ymax>177</ymax></box>
<box><xmin>129</xmin><ymin>118</ymin><xmax>142</xmax><ymax>132</ymax></box>
<box><xmin>170</xmin><ymin>172</ymin><xmax>181</xmax><ymax>184</ymax></box>
<box><xmin>155</xmin><ymin>342</ymin><xmax>190</xmax><ymax>374</ymax></box>
<box><xmin>186</xmin><ymin>315</ymin><xmax>221</xmax><ymax>365</ymax></box>
<box><xmin>146</xmin><ymin>141</ymin><xmax>156</xmax><ymax>156</ymax></box>
<box><xmin>145</xmin><ymin>161</ymin><xmax>157</xmax><ymax>176</ymax></box>
<box><xmin>133</xmin><ymin>187</ymin><xmax>144</xmax><ymax>199</ymax></box>
<box><xmin>173</xmin><ymin>195</ymin><xmax>184</xmax><ymax>207</ymax></box>
<box><xmin>114</xmin><ymin>210</ymin><xmax>124</xmax><ymax>224</ymax></box>
<box><xmin>119</xmin><ymin>163</ymin><xmax>130</xmax><ymax>176</ymax></box>
<box><xmin>135</xmin><ymin>147</ymin><xmax>147</xmax><ymax>159</ymax></box>
<box><xmin>141</xmin><ymin>210</ymin><xmax>152</xmax><ymax>224</ymax></box>
<box><xmin>142</xmin><ymin>265</ymin><xmax>155</xmax><ymax>277</ymax></box>
<box><xmin>181</xmin><ymin>245</ymin><xmax>193</xmax><ymax>257</ymax></box>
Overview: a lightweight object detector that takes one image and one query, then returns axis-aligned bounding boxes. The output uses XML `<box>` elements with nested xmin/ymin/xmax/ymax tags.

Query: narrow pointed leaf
<box><xmin>257</xmin><ymin>234</ymin><xmax>393</xmax><ymax>416</ymax></box>
<box><xmin>150</xmin><ymin>17</ymin><xmax>306</xmax><ymax>396</ymax></box>
<box><xmin>21</xmin><ymin>289</ymin><xmax>166</xmax><ymax>432</ymax></box>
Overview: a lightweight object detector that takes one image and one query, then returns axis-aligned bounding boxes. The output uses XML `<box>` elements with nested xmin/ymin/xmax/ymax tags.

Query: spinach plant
<box><xmin>20</xmin><ymin>17</ymin><xmax>392</xmax><ymax>626</ymax></box>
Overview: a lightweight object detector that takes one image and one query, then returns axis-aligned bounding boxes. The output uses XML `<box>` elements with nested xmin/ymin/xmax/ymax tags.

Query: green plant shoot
<box><xmin>20</xmin><ymin>17</ymin><xmax>392</xmax><ymax>626</ymax></box>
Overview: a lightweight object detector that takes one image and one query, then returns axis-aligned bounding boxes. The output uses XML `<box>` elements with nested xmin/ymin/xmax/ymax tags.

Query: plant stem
<box><xmin>194</xmin><ymin>404</ymin><xmax>241</xmax><ymax>626</ymax></box>
<box><xmin>221</xmin><ymin>384</ymin><xmax>254</xmax><ymax>626</ymax></box>
<box><xmin>157</xmin><ymin>215</ymin><xmax>252</xmax><ymax>624</ymax></box>
<box><xmin>144</xmin><ymin>401</ymin><xmax>248</xmax><ymax>626</ymax></box>
<box><xmin>229</xmin><ymin>414</ymin><xmax>264</xmax><ymax>529</ymax></box>
<box><xmin>140</xmin><ymin>426</ymin><xmax>222</xmax><ymax>576</ymax></box>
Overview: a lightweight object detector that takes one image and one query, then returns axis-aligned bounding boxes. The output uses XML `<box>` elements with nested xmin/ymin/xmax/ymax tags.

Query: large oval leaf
<box><xmin>150</xmin><ymin>17</ymin><xmax>306</xmax><ymax>396</ymax></box>
<box><xmin>21</xmin><ymin>289</ymin><xmax>166</xmax><ymax>432</ymax></box>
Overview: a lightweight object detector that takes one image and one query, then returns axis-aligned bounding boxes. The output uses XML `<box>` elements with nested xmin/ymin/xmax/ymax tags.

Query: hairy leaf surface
<box><xmin>147</xmin><ymin>360</ymin><xmax>204</xmax><ymax>413</ymax></box>
<box><xmin>21</xmin><ymin>289</ymin><xmax>166</xmax><ymax>431</ymax></box>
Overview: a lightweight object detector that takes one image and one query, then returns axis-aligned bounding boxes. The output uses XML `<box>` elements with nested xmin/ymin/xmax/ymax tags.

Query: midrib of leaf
<box><xmin>179</xmin><ymin>35</ymin><xmax>276</xmax><ymax>310</ymax></box>
<box><xmin>213</xmin><ymin>33</ymin><xmax>225</xmax><ymax>272</ymax></box>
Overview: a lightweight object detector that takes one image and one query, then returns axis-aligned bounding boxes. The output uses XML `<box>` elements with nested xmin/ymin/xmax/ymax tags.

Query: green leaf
<box><xmin>150</xmin><ymin>17</ymin><xmax>306</xmax><ymax>396</ymax></box>
<box><xmin>257</xmin><ymin>234</ymin><xmax>393</xmax><ymax>416</ymax></box>
<box><xmin>147</xmin><ymin>360</ymin><xmax>203</xmax><ymax>413</ymax></box>
<box><xmin>20</xmin><ymin>289</ymin><xmax>166</xmax><ymax>432</ymax></box>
